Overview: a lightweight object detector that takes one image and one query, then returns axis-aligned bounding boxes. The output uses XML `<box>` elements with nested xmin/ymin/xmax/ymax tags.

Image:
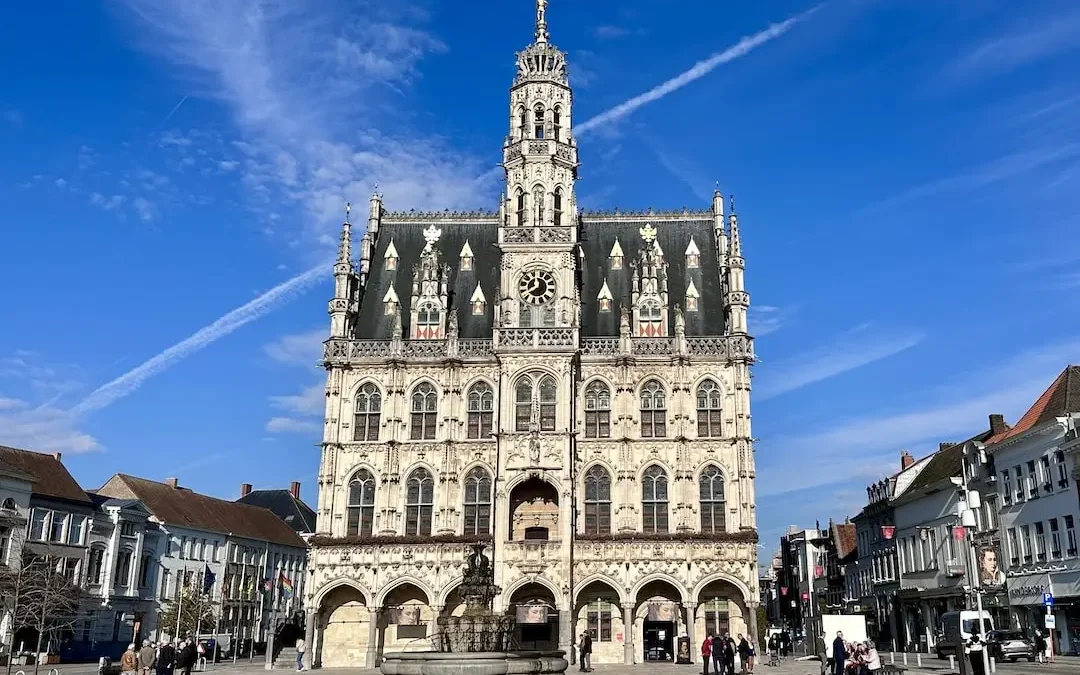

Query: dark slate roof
<box><xmin>96</xmin><ymin>474</ymin><xmax>306</xmax><ymax>548</ymax></box>
<box><xmin>578</xmin><ymin>214</ymin><xmax>725</xmax><ymax>336</ymax></box>
<box><xmin>905</xmin><ymin>429</ymin><xmax>994</xmax><ymax>494</ymax></box>
<box><xmin>988</xmin><ymin>365</ymin><xmax>1080</xmax><ymax>444</ymax></box>
<box><xmin>356</xmin><ymin>216</ymin><xmax>501</xmax><ymax>339</ymax></box>
<box><xmin>238</xmin><ymin>489</ymin><xmax>317</xmax><ymax>534</ymax></box>
<box><xmin>0</xmin><ymin>445</ymin><xmax>93</xmax><ymax>505</ymax></box>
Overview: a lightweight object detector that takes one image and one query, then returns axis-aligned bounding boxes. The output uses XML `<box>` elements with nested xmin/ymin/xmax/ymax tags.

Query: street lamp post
<box><xmin>961</xmin><ymin>444</ymin><xmax>990</xmax><ymax>675</ymax></box>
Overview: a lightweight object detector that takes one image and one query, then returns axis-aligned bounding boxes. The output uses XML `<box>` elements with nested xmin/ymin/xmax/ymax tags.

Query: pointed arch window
<box><xmin>584</xmin><ymin>466</ymin><xmax>611</xmax><ymax>535</ymax></box>
<box><xmin>552</xmin><ymin>107</ymin><xmax>561</xmax><ymax>142</ymax></box>
<box><xmin>642</xmin><ymin>465</ymin><xmax>669</xmax><ymax>534</ymax></box>
<box><xmin>353</xmin><ymin>383</ymin><xmax>381</xmax><ymax>441</ymax></box>
<box><xmin>405</xmin><ymin>468</ymin><xmax>434</xmax><ymax>536</ymax></box>
<box><xmin>553</xmin><ymin>187</ymin><xmax>563</xmax><ymax>227</ymax></box>
<box><xmin>516</xmin><ymin>190</ymin><xmax>526</xmax><ymax>227</ymax></box>
<box><xmin>514</xmin><ymin>374</ymin><xmax>557</xmax><ymax>432</ymax></box>
<box><xmin>640</xmin><ymin>379</ymin><xmax>667</xmax><ymax>438</ymax></box>
<box><xmin>515</xmin><ymin>376</ymin><xmax>534</xmax><ymax>432</ymax></box>
<box><xmin>518</xmin><ymin>107</ymin><xmax>527</xmax><ymax>140</ymax></box>
<box><xmin>467</xmin><ymin>382</ymin><xmax>494</xmax><ymax>439</ymax></box>
<box><xmin>463</xmin><ymin>467</ymin><xmax>492</xmax><ymax>535</ymax></box>
<box><xmin>584</xmin><ymin>381</ymin><xmax>611</xmax><ymax>439</ymax></box>
<box><xmin>696</xmin><ymin>379</ymin><xmax>723</xmax><ymax>438</ymax></box>
<box><xmin>539</xmin><ymin>375</ymin><xmax>556</xmax><ymax>431</ymax></box>
<box><xmin>534</xmin><ymin>104</ymin><xmax>545</xmax><ymax>139</ymax></box>
<box><xmin>534</xmin><ymin>186</ymin><xmax>544</xmax><ymax>225</ymax></box>
<box><xmin>347</xmin><ymin>470</ymin><xmax>376</xmax><ymax>537</ymax></box>
<box><xmin>410</xmin><ymin>383</ymin><xmax>438</xmax><ymax>440</ymax></box>
<box><xmin>699</xmin><ymin>465</ymin><xmax>726</xmax><ymax>533</ymax></box>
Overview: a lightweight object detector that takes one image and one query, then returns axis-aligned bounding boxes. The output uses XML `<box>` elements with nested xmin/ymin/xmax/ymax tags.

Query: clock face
<box><xmin>519</xmin><ymin>269</ymin><xmax>557</xmax><ymax>305</ymax></box>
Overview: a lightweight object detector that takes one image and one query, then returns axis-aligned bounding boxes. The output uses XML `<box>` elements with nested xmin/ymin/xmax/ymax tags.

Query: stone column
<box><xmin>303</xmin><ymin>611</ymin><xmax>316</xmax><ymax>669</ymax></box>
<box><xmin>622</xmin><ymin>603</ymin><xmax>636</xmax><ymax>664</ymax></box>
<box><xmin>685</xmin><ymin>602</ymin><xmax>698</xmax><ymax>664</ymax></box>
<box><xmin>747</xmin><ymin>602</ymin><xmax>759</xmax><ymax>646</ymax></box>
<box><xmin>428</xmin><ymin>605</ymin><xmax>444</xmax><ymax>643</ymax></box>
<box><xmin>559</xmin><ymin>609</ymin><xmax>572</xmax><ymax>661</ymax></box>
<box><xmin>365</xmin><ymin>606</ymin><xmax>381</xmax><ymax>668</ymax></box>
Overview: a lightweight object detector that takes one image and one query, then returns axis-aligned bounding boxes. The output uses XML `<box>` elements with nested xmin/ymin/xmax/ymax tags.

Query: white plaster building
<box><xmin>305</xmin><ymin>1</ymin><xmax>759</xmax><ymax>668</ymax></box>
<box><xmin>992</xmin><ymin>366</ymin><xmax>1080</xmax><ymax>652</ymax></box>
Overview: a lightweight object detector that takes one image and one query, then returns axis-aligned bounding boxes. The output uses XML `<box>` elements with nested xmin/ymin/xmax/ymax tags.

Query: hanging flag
<box><xmin>263</xmin><ymin>578</ymin><xmax>274</xmax><ymax>593</ymax></box>
<box><xmin>203</xmin><ymin>564</ymin><xmax>216</xmax><ymax>593</ymax></box>
<box><xmin>280</xmin><ymin>572</ymin><xmax>294</xmax><ymax>600</ymax></box>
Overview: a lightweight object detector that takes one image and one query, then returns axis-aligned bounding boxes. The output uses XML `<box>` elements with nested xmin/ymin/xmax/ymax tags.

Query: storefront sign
<box><xmin>1008</xmin><ymin>569</ymin><xmax>1080</xmax><ymax>605</ymax></box>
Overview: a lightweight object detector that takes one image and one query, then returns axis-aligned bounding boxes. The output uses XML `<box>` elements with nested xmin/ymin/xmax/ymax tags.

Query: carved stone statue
<box><xmin>674</xmin><ymin>304</ymin><xmax>685</xmax><ymax>333</ymax></box>
<box><xmin>619</xmin><ymin>306</ymin><xmax>631</xmax><ymax>334</ymax></box>
<box><xmin>447</xmin><ymin>309</ymin><xmax>458</xmax><ymax>339</ymax></box>
<box><xmin>529</xmin><ymin>430</ymin><xmax>541</xmax><ymax>464</ymax></box>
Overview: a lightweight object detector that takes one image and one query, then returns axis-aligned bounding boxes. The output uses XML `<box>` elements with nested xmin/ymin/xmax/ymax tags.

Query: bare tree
<box><xmin>158</xmin><ymin>587</ymin><xmax>218</xmax><ymax>641</ymax></box>
<box><xmin>0</xmin><ymin>554</ymin><xmax>84</xmax><ymax>675</ymax></box>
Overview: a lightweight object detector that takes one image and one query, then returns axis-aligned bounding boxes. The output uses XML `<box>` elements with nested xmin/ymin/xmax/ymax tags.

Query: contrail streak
<box><xmin>576</xmin><ymin>6</ymin><xmax>821</xmax><ymax>135</ymax></box>
<box><xmin>71</xmin><ymin>263</ymin><xmax>327</xmax><ymax>416</ymax></box>
<box><xmin>158</xmin><ymin>94</ymin><xmax>189</xmax><ymax>127</ymax></box>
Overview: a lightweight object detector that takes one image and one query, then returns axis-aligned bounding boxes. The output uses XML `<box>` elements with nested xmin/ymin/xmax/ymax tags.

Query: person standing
<box><xmin>724</xmin><ymin>636</ymin><xmax>736</xmax><ymax>675</ymax></box>
<box><xmin>295</xmin><ymin>637</ymin><xmax>306</xmax><ymax>671</ymax></box>
<box><xmin>737</xmin><ymin>635</ymin><xmax>751</xmax><ymax>675</ymax></box>
<box><xmin>155</xmin><ymin>640</ymin><xmax>176</xmax><ymax>675</ymax></box>
<box><xmin>578</xmin><ymin>631</ymin><xmax>592</xmax><ymax>672</ymax></box>
<box><xmin>179</xmin><ymin>640</ymin><xmax>197</xmax><ymax>675</ymax></box>
<box><xmin>780</xmin><ymin>631</ymin><xmax>791</xmax><ymax>659</ymax></box>
<box><xmin>121</xmin><ymin>643</ymin><xmax>139</xmax><ymax>675</ymax></box>
<box><xmin>864</xmin><ymin>641</ymin><xmax>882</xmax><ymax>674</ymax></box>
<box><xmin>1035</xmin><ymin>630</ymin><xmax>1047</xmax><ymax>663</ymax></box>
<box><xmin>702</xmin><ymin>633</ymin><xmax>714</xmax><ymax>675</ymax></box>
<box><xmin>831</xmin><ymin>632</ymin><xmax>847</xmax><ymax>675</ymax></box>
<box><xmin>712</xmin><ymin>633</ymin><xmax>725</xmax><ymax>675</ymax></box>
<box><xmin>138</xmin><ymin>641</ymin><xmax>156</xmax><ymax>675</ymax></box>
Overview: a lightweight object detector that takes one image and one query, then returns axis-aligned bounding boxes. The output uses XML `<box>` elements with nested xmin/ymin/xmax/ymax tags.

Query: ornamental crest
<box><xmin>639</xmin><ymin>223</ymin><xmax>657</xmax><ymax>243</ymax></box>
<box><xmin>422</xmin><ymin>225</ymin><xmax>443</xmax><ymax>253</ymax></box>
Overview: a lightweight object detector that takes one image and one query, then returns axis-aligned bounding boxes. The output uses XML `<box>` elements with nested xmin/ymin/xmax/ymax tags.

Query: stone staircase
<box><xmin>274</xmin><ymin>646</ymin><xmax>298</xmax><ymax>670</ymax></box>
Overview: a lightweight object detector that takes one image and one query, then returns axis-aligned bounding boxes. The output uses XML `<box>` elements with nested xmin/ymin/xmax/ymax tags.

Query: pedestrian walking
<box><xmin>702</xmin><ymin>633</ymin><xmax>714</xmax><ymax>675</ymax></box>
<box><xmin>138</xmin><ymin>641</ymin><xmax>156</xmax><ymax>675</ymax></box>
<box><xmin>295</xmin><ymin>637</ymin><xmax>306</xmax><ymax>671</ymax></box>
<box><xmin>121</xmin><ymin>643</ymin><xmax>139</xmax><ymax>675</ymax></box>
<box><xmin>737</xmin><ymin>634</ymin><xmax>751</xmax><ymax>675</ymax></box>
<box><xmin>155</xmin><ymin>640</ymin><xmax>176</xmax><ymax>675</ymax></box>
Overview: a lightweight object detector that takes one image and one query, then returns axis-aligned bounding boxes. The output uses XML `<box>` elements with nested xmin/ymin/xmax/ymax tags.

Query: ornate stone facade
<box><xmin>305</xmin><ymin>1</ymin><xmax>758</xmax><ymax>667</ymax></box>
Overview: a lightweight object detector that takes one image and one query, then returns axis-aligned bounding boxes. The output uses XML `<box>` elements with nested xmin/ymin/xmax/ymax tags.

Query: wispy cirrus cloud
<box><xmin>755</xmin><ymin>324</ymin><xmax>925</xmax><ymax>401</ymax></box>
<box><xmin>576</xmin><ymin>6</ymin><xmax>820</xmax><ymax>135</ymax></box>
<box><xmin>0</xmin><ymin>351</ymin><xmax>99</xmax><ymax>453</ymax></box>
<box><xmin>749</xmin><ymin>305</ymin><xmax>789</xmax><ymax>337</ymax></box>
<box><xmin>949</xmin><ymin>10</ymin><xmax>1080</xmax><ymax>82</ymax></box>
<box><xmin>264</xmin><ymin>328</ymin><xmax>325</xmax><ymax>367</ymax></box>
<box><xmin>756</xmin><ymin>338</ymin><xmax>1080</xmax><ymax>497</ymax></box>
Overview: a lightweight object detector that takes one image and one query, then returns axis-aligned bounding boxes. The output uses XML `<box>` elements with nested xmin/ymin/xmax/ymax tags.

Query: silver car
<box><xmin>986</xmin><ymin>630</ymin><xmax>1035</xmax><ymax>662</ymax></box>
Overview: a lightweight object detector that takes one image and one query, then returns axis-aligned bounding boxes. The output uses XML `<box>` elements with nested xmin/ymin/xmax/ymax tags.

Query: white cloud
<box><xmin>218</xmin><ymin>160</ymin><xmax>239</xmax><ymax>171</ymax></box>
<box><xmin>576</xmin><ymin>7</ymin><xmax>819</xmax><ymax>135</ymax></box>
<box><xmin>266</xmin><ymin>416</ymin><xmax>322</xmax><ymax>434</ymax></box>
<box><xmin>748</xmin><ymin>305</ymin><xmax>787</xmax><ymax>337</ymax></box>
<box><xmin>594</xmin><ymin>25</ymin><xmax>630</xmax><ymax>39</ymax></box>
<box><xmin>755</xmin><ymin>325</ymin><xmax>925</xmax><ymax>401</ymax></box>
<box><xmin>132</xmin><ymin>197</ymin><xmax>156</xmax><ymax>222</ymax></box>
<box><xmin>54</xmin><ymin>178</ymin><xmax>67</xmax><ymax>189</ymax></box>
<box><xmin>90</xmin><ymin>192</ymin><xmax>127</xmax><ymax>211</ymax></box>
<box><xmin>264</xmin><ymin>329</ymin><xmax>325</xmax><ymax>367</ymax></box>
<box><xmin>950</xmin><ymin>11</ymin><xmax>1080</xmax><ymax>81</ymax></box>
<box><xmin>0</xmin><ymin>352</ymin><xmax>100</xmax><ymax>453</ymax></box>
<box><xmin>269</xmin><ymin>382</ymin><xmax>325</xmax><ymax>417</ymax></box>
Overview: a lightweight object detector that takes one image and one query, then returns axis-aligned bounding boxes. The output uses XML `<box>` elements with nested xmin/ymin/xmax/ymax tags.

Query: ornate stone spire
<box><xmin>729</xmin><ymin>196</ymin><xmax>742</xmax><ymax>259</ymax></box>
<box><xmin>535</xmin><ymin>0</ymin><xmax>549</xmax><ymax>44</ymax></box>
<box><xmin>335</xmin><ymin>203</ymin><xmax>352</xmax><ymax>272</ymax></box>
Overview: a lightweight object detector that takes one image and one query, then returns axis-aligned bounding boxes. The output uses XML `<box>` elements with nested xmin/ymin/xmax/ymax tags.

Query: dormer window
<box><xmin>534</xmin><ymin>105</ymin><xmax>545</xmax><ymax>139</ymax></box>
<box><xmin>685</xmin><ymin>236</ymin><xmax>700</xmax><ymax>268</ymax></box>
<box><xmin>609</xmin><ymin>238</ymin><xmax>624</xmax><ymax>270</ymax></box>
<box><xmin>383</xmin><ymin>286</ymin><xmax>400</xmax><ymax>316</ymax></box>
<box><xmin>460</xmin><ymin>240</ymin><xmax>474</xmax><ymax>271</ymax></box>
<box><xmin>686</xmin><ymin>279</ymin><xmax>699</xmax><ymax>312</ymax></box>
<box><xmin>471</xmin><ymin>282</ymin><xmax>486</xmax><ymax>316</ymax></box>
<box><xmin>597</xmin><ymin>279</ymin><xmax>613</xmax><ymax>313</ymax></box>
<box><xmin>599</xmin><ymin>297</ymin><xmax>611</xmax><ymax>312</ymax></box>
<box><xmin>384</xmin><ymin>238</ymin><xmax>399</xmax><ymax>271</ymax></box>
<box><xmin>414</xmin><ymin>302</ymin><xmax>442</xmax><ymax>339</ymax></box>
<box><xmin>553</xmin><ymin>107</ymin><xmax>561</xmax><ymax>142</ymax></box>
<box><xmin>553</xmin><ymin>188</ymin><xmax>563</xmax><ymax>227</ymax></box>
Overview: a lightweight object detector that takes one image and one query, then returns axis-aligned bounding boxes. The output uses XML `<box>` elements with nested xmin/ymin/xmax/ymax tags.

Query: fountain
<box><xmin>379</xmin><ymin>543</ymin><xmax>568</xmax><ymax>675</ymax></box>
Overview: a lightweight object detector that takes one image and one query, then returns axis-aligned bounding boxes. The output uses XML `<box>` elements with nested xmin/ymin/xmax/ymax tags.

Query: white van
<box><xmin>936</xmin><ymin>610</ymin><xmax>994</xmax><ymax>658</ymax></box>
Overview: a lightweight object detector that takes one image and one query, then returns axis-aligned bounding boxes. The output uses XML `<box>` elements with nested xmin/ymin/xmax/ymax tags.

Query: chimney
<box><xmin>290</xmin><ymin>481</ymin><xmax>301</xmax><ymax>499</ymax></box>
<box><xmin>989</xmin><ymin>413</ymin><xmax>1006</xmax><ymax>436</ymax></box>
<box><xmin>939</xmin><ymin>442</ymin><xmax>955</xmax><ymax>452</ymax></box>
<box><xmin>53</xmin><ymin>452</ymin><xmax>62</xmax><ymax>463</ymax></box>
<box><xmin>165</xmin><ymin>477</ymin><xmax>179</xmax><ymax>489</ymax></box>
<box><xmin>900</xmin><ymin>451</ymin><xmax>914</xmax><ymax>470</ymax></box>
<box><xmin>241</xmin><ymin>483</ymin><xmax>252</xmax><ymax>498</ymax></box>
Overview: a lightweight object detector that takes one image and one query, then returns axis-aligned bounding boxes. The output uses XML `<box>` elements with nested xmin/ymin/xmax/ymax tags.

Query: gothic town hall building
<box><xmin>304</xmin><ymin>2</ymin><xmax>758</xmax><ymax>667</ymax></box>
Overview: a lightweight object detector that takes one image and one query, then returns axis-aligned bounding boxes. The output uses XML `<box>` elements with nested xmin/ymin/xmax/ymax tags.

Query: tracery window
<box><xmin>552</xmin><ymin>107</ymin><xmax>561</xmax><ymax>142</ymax></box>
<box><xmin>553</xmin><ymin>187</ymin><xmax>563</xmax><ymax>226</ymax></box>
<box><xmin>518</xmin><ymin>107</ymin><xmax>527</xmax><ymax>139</ymax></box>
<box><xmin>699</xmin><ymin>465</ymin><xmax>726</xmax><ymax>533</ymax></box>
<box><xmin>516</xmin><ymin>190</ymin><xmax>526</xmax><ymax>227</ymax></box>
<box><xmin>410</xmin><ymin>382</ymin><xmax>438</xmax><ymax>440</ymax></box>
<box><xmin>534</xmin><ymin>104</ymin><xmax>545</xmax><ymax>139</ymax></box>
<box><xmin>405</xmin><ymin>468</ymin><xmax>434</xmax><ymax>536</ymax></box>
<box><xmin>514</xmin><ymin>374</ymin><xmax>557</xmax><ymax>432</ymax></box>
<box><xmin>640</xmin><ymin>379</ymin><xmax>667</xmax><ymax>438</ymax></box>
<box><xmin>584</xmin><ymin>381</ymin><xmax>611</xmax><ymax>439</ymax></box>
<box><xmin>353</xmin><ymin>383</ymin><xmax>381</xmax><ymax>441</ymax></box>
<box><xmin>641</xmin><ymin>465</ymin><xmax>669</xmax><ymax>534</ymax></box>
<box><xmin>696</xmin><ymin>379</ymin><xmax>723</xmax><ymax>438</ymax></box>
<box><xmin>347</xmin><ymin>469</ymin><xmax>376</xmax><ymax>537</ymax></box>
<box><xmin>534</xmin><ymin>186</ymin><xmax>544</xmax><ymax>225</ymax></box>
<box><xmin>467</xmin><ymin>382</ymin><xmax>494</xmax><ymax>439</ymax></box>
<box><xmin>462</xmin><ymin>467</ymin><xmax>492</xmax><ymax>535</ymax></box>
<box><xmin>584</xmin><ymin>466</ymin><xmax>611</xmax><ymax>535</ymax></box>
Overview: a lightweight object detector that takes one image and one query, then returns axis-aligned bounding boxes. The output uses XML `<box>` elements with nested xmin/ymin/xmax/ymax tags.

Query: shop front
<box><xmin>1007</xmin><ymin>568</ymin><xmax>1080</xmax><ymax>654</ymax></box>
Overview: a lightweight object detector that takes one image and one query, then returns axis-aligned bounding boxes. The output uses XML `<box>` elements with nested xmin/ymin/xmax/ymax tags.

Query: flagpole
<box><xmin>175</xmin><ymin>565</ymin><xmax>187</xmax><ymax>641</ymax></box>
<box><xmin>233</xmin><ymin>562</ymin><xmax>245</xmax><ymax>664</ymax></box>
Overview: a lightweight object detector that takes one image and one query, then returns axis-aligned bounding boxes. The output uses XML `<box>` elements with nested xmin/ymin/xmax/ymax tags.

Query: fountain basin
<box><xmin>379</xmin><ymin>650</ymin><xmax>568</xmax><ymax>675</ymax></box>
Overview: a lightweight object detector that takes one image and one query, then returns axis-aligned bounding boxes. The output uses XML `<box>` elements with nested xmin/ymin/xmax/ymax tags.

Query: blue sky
<box><xmin>1</xmin><ymin>0</ymin><xmax>1079</xmax><ymax>547</ymax></box>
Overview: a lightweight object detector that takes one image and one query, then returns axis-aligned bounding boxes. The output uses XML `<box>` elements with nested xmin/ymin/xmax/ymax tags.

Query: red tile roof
<box><xmin>96</xmin><ymin>474</ymin><xmax>305</xmax><ymax>548</ymax></box>
<box><xmin>988</xmin><ymin>365</ymin><xmax>1080</xmax><ymax>445</ymax></box>
<box><xmin>0</xmin><ymin>445</ymin><xmax>93</xmax><ymax>504</ymax></box>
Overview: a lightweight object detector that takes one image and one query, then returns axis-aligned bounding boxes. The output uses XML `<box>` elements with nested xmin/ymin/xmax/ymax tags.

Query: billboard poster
<box><xmin>517</xmin><ymin>605</ymin><xmax>548</xmax><ymax>624</ymax></box>
<box><xmin>389</xmin><ymin>604</ymin><xmax>422</xmax><ymax>625</ymax></box>
<box><xmin>647</xmin><ymin>602</ymin><xmax>677</xmax><ymax>622</ymax></box>
<box><xmin>978</xmin><ymin>545</ymin><xmax>1006</xmax><ymax>587</ymax></box>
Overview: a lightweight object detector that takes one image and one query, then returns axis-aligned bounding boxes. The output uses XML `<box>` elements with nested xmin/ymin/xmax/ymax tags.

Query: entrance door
<box><xmin>643</xmin><ymin>621</ymin><xmax>675</xmax><ymax>662</ymax></box>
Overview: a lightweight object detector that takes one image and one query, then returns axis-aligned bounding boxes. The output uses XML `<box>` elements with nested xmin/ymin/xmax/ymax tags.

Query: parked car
<box><xmin>985</xmin><ymin>630</ymin><xmax>1035</xmax><ymax>662</ymax></box>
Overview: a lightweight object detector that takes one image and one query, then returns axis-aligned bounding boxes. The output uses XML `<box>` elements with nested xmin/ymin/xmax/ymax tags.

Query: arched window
<box><xmin>410</xmin><ymin>383</ymin><xmax>438</xmax><ymax>440</ymax></box>
<box><xmin>640</xmin><ymin>379</ymin><xmax>667</xmax><ymax>438</ymax></box>
<box><xmin>534</xmin><ymin>186</ymin><xmax>544</xmax><ymax>225</ymax></box>
<box><xmin>0</xmin><ymin>498</ymin><xmax>14</xmax><ymax>511</ymax></box>
<box><xmin>463</xmin><ymin>467</ymin><xmax>492</xmax><ymax>535</ymax></box>
<box><xmin>552</xmin><ymin>107</ymin><xmax>561</xmax><ymax>142</ymax></box>
<box><xmin>584</xmin><ymin>381</ymin><xmax>611</xmax><ymax>438</ymax></box>
<box><xmin>347</xmin><ymin>469</ymin><xmax>376</xmax><ymax>537</ymax></box>
<box><xmin>553</xmin><ymin>187</ymin><xmax>563</xmax><ymax>226</ymax></box>
<box><xmin>518</xmin><ymin>107</ymin><xmax>527</xmax><ymax>139</ymax></box>
<box><xmin>539</xmin><ymin>375</ymin><xmax>556</xmax><ymax>431</ymax></box>
<box><xmin>584</xmin><ymin>466</ymin><xmax>611</xmax><ymax>535</ymax></box>
<box><xmin>516</xmin><ymin>189</ymin><xmax>526</xmax><ymax>227</ymax></box>
<box><xmin>114</xmin><ymin>548</ymin><xmax>133</xmax><ymax>586</ymax></box>
<box><xmin>699</xmin><ymin>465</ymin><xmax>726</xmax><ymax>533</ymax></box>
<box><xmin>515</xmin><ymin>376</ymin><xmax>534</xmax><ymax>432</ymax></box>
<box><xmin>696</xmin><ymin>379</ymin><xmax>723</xmax><ymax>438</ymax></box>
<box><xmin>138</xmin><ymin>552</ymin><xmax>153</xmax><ymax>588</ymax></box>
<box><xmin>641</xmin><ymin>465</ymin><xmax>669</xmax><ymax>534</ymax></box>
<box><xmin>467</xmin><ymin>382</ymin><xmax>495</xmax><ymax>439</ymax></box>
<box><xmin>87</xmin><ymin>546</ymin><xmax>106</xmax><ymax>585</ymax></box>
<box><xmin>640</xmin><ymin>301</ymin><xmax>662</xmax><ymax>321</ymax></box>
<box><xmin>354</xmin><ymin>383</ymin><xmax>381</xmax><ymax>441</ymax></box>
<box><xmin>534</xmin><ymin>104</ymin><xmax>545</xmax><ymax>139</ymax></box>
<box><xmin>405</xmin><ymin>468</ymin><xmax>434</xmax><ymax>536</ymax></box>
<box><xmin>416</xmin><ymin>302</ymin><xmax>441</xmax><ymax>329</ymax></box>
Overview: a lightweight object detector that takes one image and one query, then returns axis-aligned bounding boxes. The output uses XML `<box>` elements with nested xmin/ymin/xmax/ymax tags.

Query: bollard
<box><xmin>49</xmin><ymin>670</ymin><xmax>59</xmax><ymax>675</ymax></box>
<box><xmin>890</xmin><ymin>652</ymin><xmax>895</xmax><ymax>664</ymax></box>
<box><xmin>989</xmin><ymin>655</ymin><xmax>996</xmax><ymax>673</ymax></box>
<box><xmin>917</xmin><ymin>653</ymin><xmax>923</xmax><ymax>667</ymax></box>
<box><xmin>903</xmin><ymin>652</ymin><xmax>908</xmax><ymax>666</ymax></box>
<box><xmin>949</xmin><ymin>654</ymin><xmax>955</xmax><ymax>670</ymax></box>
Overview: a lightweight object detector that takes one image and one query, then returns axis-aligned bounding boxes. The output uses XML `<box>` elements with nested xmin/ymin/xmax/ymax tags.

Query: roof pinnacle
<box><xmin>535</xmin><ymin>0</ymin><xmax>549</xmax><ymax>44</ymax></box>
<box><xmin>336</xmin><ymin>208</ymin><xmax>352</xmax><ymax>267</ymax></box>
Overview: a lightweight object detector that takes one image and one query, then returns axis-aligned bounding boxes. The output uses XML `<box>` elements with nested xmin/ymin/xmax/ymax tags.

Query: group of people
<box><xmin>700</xmin><ymin>632</ymin><xmax>756</xmax><ymax>675</ymax></box>
<box><xmin>119</xmin><ymin>639</ymin><xmax>202</xmax><ymax>675</ymax></box>
<box><xmin>829</xmin><ymin>632</ymin><xmax>882</xmax><ymax>675</ymax></box>
<box><xmin>766</xmin><ymin>631</ymin><xmax>793</xmax><ymax>663</ymax></box>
